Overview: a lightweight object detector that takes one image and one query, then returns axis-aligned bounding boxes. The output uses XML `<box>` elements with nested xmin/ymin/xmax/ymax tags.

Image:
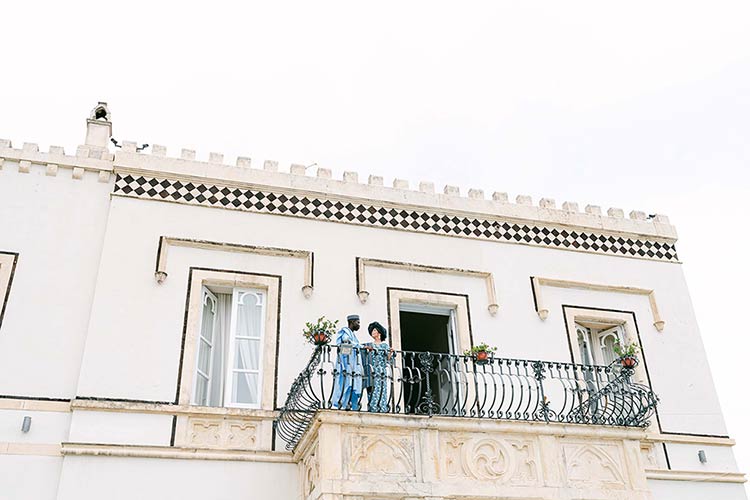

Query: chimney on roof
<box><xmin>85</xmin><ymin>102</ymin><xmax>112</xmax><ymax>149</ymax></box>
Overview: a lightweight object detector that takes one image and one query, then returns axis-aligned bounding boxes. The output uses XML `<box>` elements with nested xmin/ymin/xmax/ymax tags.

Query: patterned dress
<box><xmin>368</xmin><ymin>341</ymin><xmax>390</xmax><ymax>413</ymax></box>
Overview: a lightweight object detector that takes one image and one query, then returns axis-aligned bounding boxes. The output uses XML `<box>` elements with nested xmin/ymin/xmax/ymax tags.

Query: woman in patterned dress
<box><xmin>365</xmin><ymin>322</ymin><xmax>391</xmax><ymax>413</ymax></box>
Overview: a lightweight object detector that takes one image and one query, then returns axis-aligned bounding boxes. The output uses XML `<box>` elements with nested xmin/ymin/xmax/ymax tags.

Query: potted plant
<box><xmin>464</xmin><ymin>343</ymin><xmax>498</xmax><ymax>364</ymax></box>
<box><xmin>613</xmin><ymin>340</ymin><xmax>639</xmax><ymax>368</ymax></box>
<box><xmin>303</xmin><ymin>316</ymin><xmax>339</xmax><ymax>346</ymax></box>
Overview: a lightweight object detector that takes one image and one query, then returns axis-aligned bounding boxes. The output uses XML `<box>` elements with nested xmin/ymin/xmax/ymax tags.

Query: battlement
<box><xmin>0</xmin><ymin>101</ymin><xmax>678</xmax><ymax>243</ymax></box>
<box><xmin>0</xmin><ymin>139</ymin><xmax>113</xmax><ymax>182</ymax></box>
<box><xmin>112</xmin><ymin>143</ymin><xmax>677</xmax><ymax>241</ymax></box>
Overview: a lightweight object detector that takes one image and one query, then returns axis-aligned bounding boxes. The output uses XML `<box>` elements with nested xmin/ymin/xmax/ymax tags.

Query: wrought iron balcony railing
<box><xmin>274</xmin><ymin>346</ymin><xmax>659</xmax><ymax>451</ymax></box>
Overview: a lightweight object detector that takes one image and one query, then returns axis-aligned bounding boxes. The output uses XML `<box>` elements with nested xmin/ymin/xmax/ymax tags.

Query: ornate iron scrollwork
<box><xmin>274</xmin><ymin>345</ymin><xmax>660</xmax><ymax>451</ymax></box>
<box><xmin>418</xmin><ymin>351</ymin><xmax>435</xmax><ymax>373</ymax></box>
<box><xmin>417</xmin><ymin>389</ymin><xmax>440</xmax><ymax>415</ymax></box>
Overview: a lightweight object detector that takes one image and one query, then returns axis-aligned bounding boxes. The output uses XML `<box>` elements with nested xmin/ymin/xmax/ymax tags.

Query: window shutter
<box><xmin>576</xmin><ymin>324</ymin><xmax>594</xmax><ymax>366</ymax></box>
<box><xmin>596</xmin><ymin>325</ymin><xmax>623</xmax><ymax>365</ymax></box>
<box><xmin>193</xmin><ymin>287</ymin><xmax>218</xmax><ymax>406</ymax></box>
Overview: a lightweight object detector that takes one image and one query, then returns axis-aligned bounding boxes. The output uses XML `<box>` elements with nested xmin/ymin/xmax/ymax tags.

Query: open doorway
<box><xmin>398</xmin><ymin>305</ymin><xmax>457</xmax><ymax>414</ymax></box>
<box><xmin>399</xmin><ymin>310</ymin><xmax>451</xmax><ymax>354</ymax></box>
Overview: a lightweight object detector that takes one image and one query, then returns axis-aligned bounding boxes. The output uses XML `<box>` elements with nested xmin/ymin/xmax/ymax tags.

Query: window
<box><xmin>575</xmin><ymin>322</ymin><xmax>623</xmax><ymax>366</ymax></box>
<box><xmin>563</xmin><ymin>306</ymin><xmax>649</xmax><ymax>385</ymax></box>
<box><xmin>173</xmin><ymin>269</ymin><xmax>280</xmax><ymax>447</ymax></box>
<box><xmin>192</xmin><ymin>286</ymin><xmax>267</xmax><ymax>408</ymax></box>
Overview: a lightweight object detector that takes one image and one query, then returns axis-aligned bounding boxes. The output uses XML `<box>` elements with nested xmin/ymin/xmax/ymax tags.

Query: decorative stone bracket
<box><xmin>154</xmin><ymin>236</ymin><xmax>314</xmax><ymax>297</ymax></box>
<box><xmin>356</xmin><ymin>257</ymin><xmax>499</xmax><ymax>315</ymax></box>
<box><xmin>531</xmin><ymin>276</ymin><xmax>665</xmax><ymax>331</ymax></box>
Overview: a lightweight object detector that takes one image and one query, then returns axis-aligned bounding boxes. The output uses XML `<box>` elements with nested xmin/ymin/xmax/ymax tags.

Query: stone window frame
<box><xmin>386</xmin><ymin>287</ymin><xmax>474</xmax><ymax>354</ymax></box>
<box><xmin>0</xmin><ymin>251</ymin><xmax>19</xmax><ymax>331</ymax></box>
<box><xmin>176</xmin><ymin>268</ymin><xmax>281</xmax><ymax>411</ymax></box>
<box><xmin>561</xmin><ymin>305</ymin><xmax>653</xmax><ymax>389</ymax></box>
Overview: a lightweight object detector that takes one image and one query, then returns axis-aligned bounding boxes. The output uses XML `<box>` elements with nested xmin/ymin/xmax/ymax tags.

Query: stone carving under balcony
<box><xmin>293</xmin><ymin>412</ymin><xmax>654</xmax><ymax>500</ymax></box>
<box><xmin>442</xmin><ymin>433</ymin><xmax>540</xmax><ymax>485</ymax></box>
<box><xmin>190</xmin><ymin>419</ymin><xmax>222</xmax><ymax>447</ymax></box>
<box><xmin>563</xmin><ymin>442</ymin><xmax>627</xmax><ymax>489</ymax></box>
<box><xmin>347</xmin><ymin>432</ymin><xmax>417</xmax><ymax>478</ymax></box>
<box><xmin>301</xmin><ymin>440</ymin><xmax>320</xmax><ymax>497</ymax></box>
<box><xmin>640</xmin><ymin>442</ymin><xmax>659</xmax><ymax>468</ymax></box>
<box><xmin>187</xmin><ymin>416</ymin><xmax>257</xmax><ymax>450</ymax></box>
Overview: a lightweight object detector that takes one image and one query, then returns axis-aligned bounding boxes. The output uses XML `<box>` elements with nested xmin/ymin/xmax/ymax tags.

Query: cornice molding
<box><xmin>645</xmin><ymin>469</ymin><xmax>746</xmax><ymax>484</ymax></box>
<box><xmin>61</xmin><ymin>442</ymin><xmax>293</xmax><ymax>463</ymax></box>
<box><xmin>0</xmin><ymin>442</ymin><xmax>60</xmax><ymax>457</ymax></box>
<box><xmin>154</xmin><ymin>236</ymin><xmax>314</xmax><ymax>297</ymax></box>
<box><xmin>357</xmin><ymin>257</ymin><xmax>499</xmax><ymax>315</ymax></box>
<box><xmin>532</xmin><ymin>276</ymin><xmax>665</xmax><ymax>331</ymax></box>
<box><xmin>645</xmin><ymin>432</ymin><xmax>735</xmax><ymax>447</ymax></box>
<box><xmin>70</xmin><ymin>398</ymin><xmax>278</xmax><ymax>419</ymax></box>
<box><xmin>0</xmin><ymin>397</ymin><xmax>69</xmax><ymax>412</ymax></box>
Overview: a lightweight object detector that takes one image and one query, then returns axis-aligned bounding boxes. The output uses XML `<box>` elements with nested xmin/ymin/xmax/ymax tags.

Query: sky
<box><xmin>2</xmin><ymin>0</ymin><xmax>750</xmax><ymax>489</ymax></box>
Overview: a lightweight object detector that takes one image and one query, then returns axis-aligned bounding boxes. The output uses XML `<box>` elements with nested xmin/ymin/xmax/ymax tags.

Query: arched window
<box><xmin>598</xmin><ymin>326</ymin><xmax>622</xmax><ymax>365</ymax></box>
<box><xmin>575</xmin><ymin>322</ymin><xmax>624</xmax><ymax>366</ymax></box>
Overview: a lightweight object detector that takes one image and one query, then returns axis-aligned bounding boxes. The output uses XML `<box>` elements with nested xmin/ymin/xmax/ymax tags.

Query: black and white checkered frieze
<box><xmin>113</xmin><ymin>174</ymin><xmax>679</xmax><ymax>262</ymax></box>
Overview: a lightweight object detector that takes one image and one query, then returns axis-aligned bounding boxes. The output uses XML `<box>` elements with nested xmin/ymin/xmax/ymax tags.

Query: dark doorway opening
<box><xmin>399</xmin><ymin>311</ymin><xmax>451</xmax><ymax>354</ymax></box>
<box><xmin>399</xmin><ymin>310</ymin><xmax>454</xmax><ymax>413</ymax></box>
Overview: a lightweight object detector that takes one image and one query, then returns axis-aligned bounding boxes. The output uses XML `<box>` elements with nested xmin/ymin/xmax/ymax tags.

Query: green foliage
<box><xmin>463</xmin><ymin>343</ymin><xmax>498</xmax><ymax>357</ymax></box>
<box><xmin>302</xmin><ymin>316</ymin><xmax>339</xmax><ymax>343</ymax></box>
<box><xmin>613</xmin><ymin>339</ymin><xmax>639</xmax><ymax>358</ymax></box>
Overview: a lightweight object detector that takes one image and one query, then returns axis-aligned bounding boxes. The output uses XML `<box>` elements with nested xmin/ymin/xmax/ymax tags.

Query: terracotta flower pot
<box><xmin>312</xmin><ymin>331</ymin><xmax>330</xmax><ymax>346</ymax></box>
<box><xmin>621</xmin><ymin>356</ymin><xmax>637</xmax><ymax>368</ymax></box>
<box><xmin>475</xmin><ymin>350</ymin><xmax>489</xmax><ymax>364</ymax></box>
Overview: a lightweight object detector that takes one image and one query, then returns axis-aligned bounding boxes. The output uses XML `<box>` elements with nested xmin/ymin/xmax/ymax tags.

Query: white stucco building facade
<box><xmin>0</xmin><ymin>104</ymin><xmax>746</xmax><ymax>499</ymax></box>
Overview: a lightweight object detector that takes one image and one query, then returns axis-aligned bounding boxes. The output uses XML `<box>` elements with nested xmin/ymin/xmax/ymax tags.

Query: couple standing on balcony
<box><xmin>331</xmin><ymin>314</ymin><xmax>392</xmax><ymax>413</ymax></box>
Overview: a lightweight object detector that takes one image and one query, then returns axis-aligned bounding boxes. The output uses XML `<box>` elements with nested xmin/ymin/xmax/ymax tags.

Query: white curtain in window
<box><xmin>233</xmin><ymin>292</ymin><xmax>263</xmax><ymax>405</ymax></box>
<box><xmin>207</xmin><ymin>293</ymin><xmax>232</xmax><ymax>407</ymax></box>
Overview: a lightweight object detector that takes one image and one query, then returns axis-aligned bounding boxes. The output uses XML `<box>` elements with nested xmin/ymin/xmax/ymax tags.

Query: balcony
<box><xmin>275</xmin><ymin>346</ymin><xmax>659</xmax><ymax>451</ymax></box>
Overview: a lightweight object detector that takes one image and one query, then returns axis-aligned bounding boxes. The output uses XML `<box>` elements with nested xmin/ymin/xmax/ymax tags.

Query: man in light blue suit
<box><xmin>331</xmin><ymin>314</ymin><xmax>363</xmax><ymax>410</ymax></box>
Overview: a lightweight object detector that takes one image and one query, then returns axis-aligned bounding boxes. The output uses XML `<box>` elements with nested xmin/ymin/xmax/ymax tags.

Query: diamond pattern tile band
<box><xmin>113</xmin><ymin>174</ymin><xmax>678</xmax><ymax>262</ymax></box>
